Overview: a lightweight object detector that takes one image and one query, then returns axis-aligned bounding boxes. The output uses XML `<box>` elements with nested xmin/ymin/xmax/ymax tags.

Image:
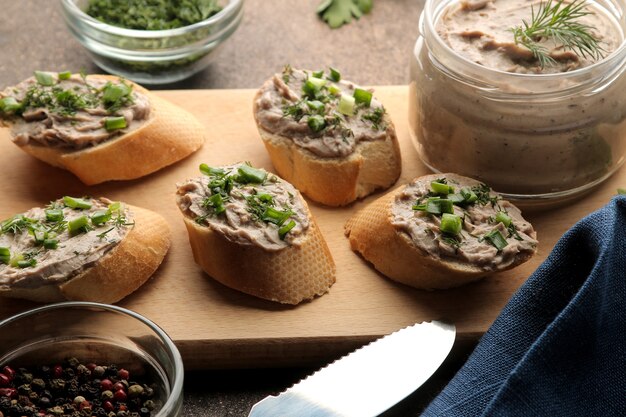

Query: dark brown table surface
<box><xmin>0</xmin><ymin>1</ymin><xmax>478</xmax><ymax>415</ymax></box>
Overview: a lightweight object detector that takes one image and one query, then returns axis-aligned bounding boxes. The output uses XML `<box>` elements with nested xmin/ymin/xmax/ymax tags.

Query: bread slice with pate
<box><xmin>0</xmin><ymin>197</ymin><xmax>170</xmax><ymax>303</ymax></box>
<box><xmin>253</xmin><ymin>66</ymin><xmax>401</xmax><ymax>206</ymax></box>
<box><xmin>0</xmin><ymin>71</ymin><xmax>205</xmax><ymax>185</ymax></box>
<box><xmin>176</xmin><ymin>162</ymin><xmax>336</xmax><ymax>304</ymax></box>
<box><xmin>345</xmin><ymin>173</ymin><xmax>538</xmax><ymax>289</ymax></box>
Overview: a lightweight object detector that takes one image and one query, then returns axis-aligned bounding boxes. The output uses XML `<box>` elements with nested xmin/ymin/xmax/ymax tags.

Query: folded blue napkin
<box><xmin>422</xmin><ymin>196</ymin><xmax>626</xmax><ymax>417</ymax></box>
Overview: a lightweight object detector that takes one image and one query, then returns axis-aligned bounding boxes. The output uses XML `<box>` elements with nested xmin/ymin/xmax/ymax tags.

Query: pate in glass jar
<box><xmin>409</xmin><ymin>0</ymin><xmax>626</xmax><ymax>202</ymax></box>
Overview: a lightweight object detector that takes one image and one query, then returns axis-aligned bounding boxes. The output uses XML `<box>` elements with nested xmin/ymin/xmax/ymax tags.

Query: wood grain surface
<box><xmin>0</xmin><ymin>87</ymin><xmax>622</xmax><ymax>369</ymax></box>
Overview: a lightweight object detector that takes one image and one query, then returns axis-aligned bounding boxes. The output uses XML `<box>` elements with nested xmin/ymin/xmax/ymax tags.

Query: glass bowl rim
<box><xmin>61</xmin><ymin>0</ymin><xmax>243</xmax><ymax>39</ymax></box>
<box><xmin>0</xmin><ymin>301</ymin><xmax>184</xmax><ymax>417</ymax></box>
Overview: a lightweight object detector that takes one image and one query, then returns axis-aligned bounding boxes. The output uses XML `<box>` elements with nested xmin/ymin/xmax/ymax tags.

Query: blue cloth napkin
<box><xmin>422</xmin><ymin>196</ymin><xmax>626</xmax><ymax>417</ymax></box>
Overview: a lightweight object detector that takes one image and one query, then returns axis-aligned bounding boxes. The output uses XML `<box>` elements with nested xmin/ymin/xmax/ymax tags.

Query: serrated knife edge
<box><xmin>249</xmin><ymin>320</ymin><xmax>456</xmax><ymax>417</ymax></box>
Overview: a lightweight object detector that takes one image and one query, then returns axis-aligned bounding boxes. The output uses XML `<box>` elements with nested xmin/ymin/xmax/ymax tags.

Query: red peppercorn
<box><xmin>103</xmin><ymin>400</ymin><xmax>115</xmax><ymax>412</ymax></box>
<box><xmin>118</xmin><ymin>404</ymin><xmax>128</xmax><ymax>411</ymax></box>
<box><xmin>1</xmin><ymin>366</ymin><xmax>15</xmax><ymax>381</ymax></box>
<box><xmin>86</xmin><ymin>363</ymin><xmax>97</xmax><ymax>371</ymax></box>
<box><xmin>112</xmin><ymin>382</ymin><xmax>125</xmax><ymax>392</ymax></box>
<box><xmin>53</xmin><ymin>364</ymin><xmax>63</xmax><ymax>378</ymax></box>
<box><xmin>101</xmin><ymin>379</ymin><xmax>113</xmax><ymax>391</ymax></box>
<box><xmin>0</xmin><ymin>374</ymin><xmax>9</xmax><ymax>387</ymax></box>
<box><xmin>79</xmin><ymin>400</ymin><xmax>92</xmax><ymax>411</ymax></box>
<box><xmin>0</xmin><ymin>388</ymin><xmax>17</xmax><ymax>398</ymax></box>
<box><xmin>113</xmin><ymin>389</ymin><xmax>127</xmax><ymax>402</ymax></box>
<box><xmin>117</xmin><ymin>368</ymin><xmax>130</xmax><ymax>380</ymax></box>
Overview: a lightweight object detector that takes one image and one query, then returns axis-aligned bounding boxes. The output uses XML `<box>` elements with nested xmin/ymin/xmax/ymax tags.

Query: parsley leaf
<box><xmin>317</xmin><ymin>0</ymin><xmax>373</xmax><ymax>29</ymax></box>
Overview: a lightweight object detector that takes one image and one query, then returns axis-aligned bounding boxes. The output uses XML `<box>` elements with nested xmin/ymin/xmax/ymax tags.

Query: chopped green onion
<box><xmin>484</xmin><ymin>229</ymin><xmax>508</xmax><ymax>251</ymax></box>
<box><xmin>307</xmin><ymin>114</ymin><xmax>326</xmax><ymax>132</ymax></box>
<box><xmin>312</xmin><ymin>70</ymin><xmax>324</xmax><ymax>78</ymax></box>
<box><xmin>108</xmin><ymin>201</ymin><xmax>122</xmax><ymax>213</ymax></box>
<box><xmin>338</xmin><ymin>94</ymin><xmax>355</xmax><ymax>116</ymax></box>
<box><xmin>104</xmin><ymin>116</ymin><xmax>127</xmax><ymax>131</ymax></box>
<box><xmin>63</xmin><ymin>196</ymin><xmax>92</xmax><ymax>210</ymax></box>
<box><xmin>44</xmin><ymin>239</ymin><xmax>59</xmax><ymax>250</ymax></box>
<box><xmin>495</xmin><ymin>211</ymin><xmax>512</xmax><ymax>227</ymax></box>
<box><xmin>0</xmin><ymin>97</ymin><xmax>21</xmax><ymax>113</ymax></box>
<box><xmin>34</xmin><ymin>71</ymin><xmax>55</xmax><ymax>86</ymax></box>
<box><xmin>258</xmin><ymin>193</ymin><xmax>273</xmax><ymax>204</ymax></box>
<box><xmin>207</xmin><ymin>193</ymin><xmax>226</xmax><ymax>215</ymax></box>
<box><xmin>237</xmin><ymin>165</ymin><xmax>267</xmax><ymax>184</ymax></box>
<box><xmin>9</xmin><ymin>254</ymin><xmax>23</xmax><ymax>268</ymax></box>
<box><xmin>302</xmin><ymin>77</ymin><xmax>327</xmax><ymax>98</ymax></box>
<box><xmin>68</xmin><ymin>216</ymin><xmax>89</xmax><ymax>235</ymax></box>
<box><xmin>431</xmin><ymin>181</ymin><xmax>454</xmax><ymax>195</ymax></box>
<box><xmin>262</xmin><ymin>207</ymin><xmax>292</xmax><ymax>226</ymax></box>
<box><xmin>279</xmin><ymin>220</ymin><xmax>296</xmax><ymax>240</ymax></box>
<box><xmin>447</xmin><ymin>193</ymin><xmax>465</xmax><ymax>204</ymax></box>
<box><xmin>413</xmin><ymin>197</ymin><xmax>454</xmax><ymax>214</ymax></box>
<box><xmin>460</xmin><ymin>188</ymin><xmax>478</xmax><ymax>203</ymax></box>
<box><xmin>58</xmin><ymin>71</ymin><xmax>72</xmax><ymax>80</ymax></box>
<box><xmin>0</xmin><ymin>247</ymin><xmax>10</xmax><ymax>264</ymax></box>
<box><xmin>103</xmin><ymin>82</ymin><xmax>131</xmax><ymax>104</ymax></box>
<box><xmin>33</xmin><ymin>229</ymin><xmax>47</xmax><ymax>245</ymax></box>
<box><xmin>329</xmin><ymin>67</ymin><xmax>341</xmax><ymax>82</ymax></box>
<box><xmin>91</xmin><ymin>210</ymin><xmax>111</xmax><ymax>226</ymax></box>
<box><xmin>353</xmin><ymin>88</ymin><xmax>372</xmax><ymax>107</ymax></box>
<box><xmin>440</xmin><ymin>213</ymin><xmax>462</xmax><ymax>235</ymax></box>
<box><xmin>45</xmin><ymin>208</ymin><xmax>64</xmax><ymax>222</ymax></box>
<box><xmin>199</xmin><ymin>164</ymin><xmax>224</xmax><ymax>177</ymax></box>
<box><xmin>328</xmin><ymin>85</ymin><xmax>341</xmax><ymax>96</ymax></box>
<box><xmin>17</xmin><ymin>259</ymin><xmax>37</xmax><ymax>269</ymax></box>
<box><xmin>306</xmin><ymin>100</ymin><xmax>325</xmax><ymax>113</ymax></box>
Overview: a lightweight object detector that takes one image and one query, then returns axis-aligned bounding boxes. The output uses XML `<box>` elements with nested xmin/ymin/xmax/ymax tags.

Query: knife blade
<box><xmin>248</xmin><ymin>320</ymin><xmax>456</xmax><ymax>417</ymax></box>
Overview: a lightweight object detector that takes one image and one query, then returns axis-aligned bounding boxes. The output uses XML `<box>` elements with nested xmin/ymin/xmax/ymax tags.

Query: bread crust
<box><xmin>0</xmin><ymin>204</ymin><xmax>171</xmax><ymax>303</ymax></box>
<box><xmin>253</xmin><ymin>90</ymin><xmax>402</xmax><ymax>207</ymax></box>
<box><xmin>4</xmin><ymin>75</ymin><xmax>205</xmax><ymax>185</ymax></box>
<box><xmin>345</xmin><ymin>175</ymin><xmax>537</xmax><ymax>290</ymax></box>
<box><xmin>180</xmin><ymin>206</ymin><xmax>336</xmax><ymax>305</ymax></box>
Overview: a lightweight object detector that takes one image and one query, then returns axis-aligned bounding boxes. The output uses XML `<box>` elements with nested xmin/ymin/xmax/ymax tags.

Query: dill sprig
<box><xmin>510</xmin><ymin>0</ymin><xmax>604</xmax><ymax>68</ymax></box>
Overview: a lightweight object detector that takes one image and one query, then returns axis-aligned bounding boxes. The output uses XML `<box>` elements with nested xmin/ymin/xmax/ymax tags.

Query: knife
<box><xmin>248</xmin><ymin>320</ymin><xmax>456</xmax><ymax>417</ymax></box>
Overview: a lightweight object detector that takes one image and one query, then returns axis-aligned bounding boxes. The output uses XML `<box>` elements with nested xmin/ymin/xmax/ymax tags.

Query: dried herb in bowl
<box><xmin>86</xmin><ymin>0</ymin><xmax>222</xmax><ymax>30</ymax></box>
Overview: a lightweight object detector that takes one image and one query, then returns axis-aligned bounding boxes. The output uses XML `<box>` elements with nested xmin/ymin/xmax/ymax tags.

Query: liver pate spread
<box><xmin>0</xmin><ymin>72</ymin><xmax>150</xmax><ymax>149</ymax></box>
<box><xmin>0</xmin><ymin>197</ymin><xmax>133</xmax><ymax>290</ymax></box>
<box><xmin>254</xmin><ymin>66</ymin><xmax>389</xmax><ymax>158</ymax></box>
<box><xmin>391</xmin><ymin>175</ymin><xmax>537</xmax><ymax>270</ymax></box>
<box><xmin>176</xmin><ymin>163</ymin><xmax>310</xmax><ymax>251</ymax></box>
<box><xmin>438</xmin><ymin>0</ymin><xmax>620</xmax><ymax>73</ymax></box>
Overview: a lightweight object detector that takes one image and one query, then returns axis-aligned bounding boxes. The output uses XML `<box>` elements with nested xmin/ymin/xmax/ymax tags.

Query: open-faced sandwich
<box><xmin>0</xmin><ymin>71</ymin><xmax>205</xmax><ymax>185</ymax></box>
<box><xmin>345</xmin><ymin>174</ymin><xmax>538</xmax><ymax>289</ymax></box>
<box><xmin>0</xmin><ymin>197</ymin><xmax>170</xmax><ymax>303</ymax></box>
<box><xmin>253</xmin><ymin>65</ymin><xmax>401</xmax><ymax>206</ymax></box>
<box><xmin>176</xmin><ymin>162</ymin><xmax>336</xmax><ymax>304</ymax></box>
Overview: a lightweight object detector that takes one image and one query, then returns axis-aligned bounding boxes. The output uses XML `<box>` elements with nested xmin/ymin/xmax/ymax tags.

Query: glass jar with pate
<box><xmin>409</xmin><ymin>0</ymin><xmax>626</xmax><ymax>202</ymax></box>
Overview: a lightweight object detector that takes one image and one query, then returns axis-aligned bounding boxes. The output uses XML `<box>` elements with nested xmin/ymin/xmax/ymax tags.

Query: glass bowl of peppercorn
<box><xmin>0</xmin><ymin>302</ymin><xmax>184</xmax><ymax>416</ymax></box>
<box><xmin>61</xmin><ymin>0</ymin><xmax>244</xmax><ymax>84</ymax></box>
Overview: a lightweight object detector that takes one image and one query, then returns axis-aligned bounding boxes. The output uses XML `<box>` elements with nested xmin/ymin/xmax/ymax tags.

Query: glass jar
<box><xmin>409</xmin><ymin>0</ymin><xmax>626</xmax><ymax>203</ymax></box>
<box><xmin>0</xmin><ymin>302</ymin><xmax>184</xmax><ymax>416</ymax></box>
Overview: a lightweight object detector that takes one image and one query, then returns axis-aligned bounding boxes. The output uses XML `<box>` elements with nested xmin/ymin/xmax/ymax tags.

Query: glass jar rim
<box><xmin>0</xmin><ymin>301</ymin><xmax>184</xmax><ymax>417</ymax></box>
<box><xmin>61</xmin><ymin>0</ymin><xmax>243</xmax><ymax>38</ymax></box>
<box><xmin>421</xmin><ymin>0</ymin><xmax>626</xmax><ymax>81</ymax></box>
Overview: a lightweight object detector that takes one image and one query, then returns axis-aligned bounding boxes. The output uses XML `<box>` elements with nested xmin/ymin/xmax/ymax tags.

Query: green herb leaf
<box><xmin>317</xmin><ymin>0</ymin><xmax>373</xmax><ymax>29</ymax></box>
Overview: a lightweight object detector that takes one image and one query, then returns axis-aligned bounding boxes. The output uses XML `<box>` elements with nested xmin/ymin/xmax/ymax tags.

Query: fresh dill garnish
<box><xmin>507</xmin><ymin>223</ymin><xmax>523</xmax><ymax>241</ymax></box>
<box><xmin>282</xmin><ymin>64</ymin><xmax>294</xmax><ymax>84</ymax></box>
<box><xmin>471</xmin><ymin>184</ymin><xmax>500</xmax><ymax>208</ymax></box>
<box><xmin>96</xmin><ymin>227</ymin><xmax>115</xmax><ymax>239</ymax></box>
<box><xmin>361</xmin><ymin>106</ymin><xmax>386</xmax><ymax>130</ymax></box>
<box><xmin>510</xmin><ymin>0</ymin><xmax>604</xmax><ymax>68</ymax></box>
<box><xmin>282</xmin><ymin>100</ymin><xmax>308</xmax><ymax>122</ymax></box>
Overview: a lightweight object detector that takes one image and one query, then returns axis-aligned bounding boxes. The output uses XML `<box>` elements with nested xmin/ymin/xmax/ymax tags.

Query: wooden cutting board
<box><xmin>0</xmin><ymin>87</ymin><xmax>622</xmax><ymax>369</ymax></box>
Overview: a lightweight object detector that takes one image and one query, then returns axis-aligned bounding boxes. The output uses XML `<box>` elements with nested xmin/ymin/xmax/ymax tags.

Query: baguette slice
<box><xmin>3</xmin><ymin>74</ymin><xmax>204</xmax><ymax>185</ymax></box>
<box><xmin>0</xmin><ymin>203</ymin><xmax>171</xmax><ymax>303</ymax></box>
<box><xmin>345</xmin><ymin>174</ymin><xmax>538</xmax><ymax>289</ymax></box>
<box><xmin>253</xmin><ymin>68</ymin><xmax>401</xmax><ymax>206</ymax></box>
<box><xmin>176</xmin><ymin>164</ymin><xmax>336</xmax><ymax>304</ymax></box>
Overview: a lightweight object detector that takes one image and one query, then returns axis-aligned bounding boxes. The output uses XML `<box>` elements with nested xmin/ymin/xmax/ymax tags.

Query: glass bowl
<box><xmin>0</xmin><ymin>302</ymin><xmax>184</xmax><ymax>416</ymax></box>
<box><xmin>61</xmin><ymin>0</ymin><xmax>244</xmax><ymax>84</ymax></box>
